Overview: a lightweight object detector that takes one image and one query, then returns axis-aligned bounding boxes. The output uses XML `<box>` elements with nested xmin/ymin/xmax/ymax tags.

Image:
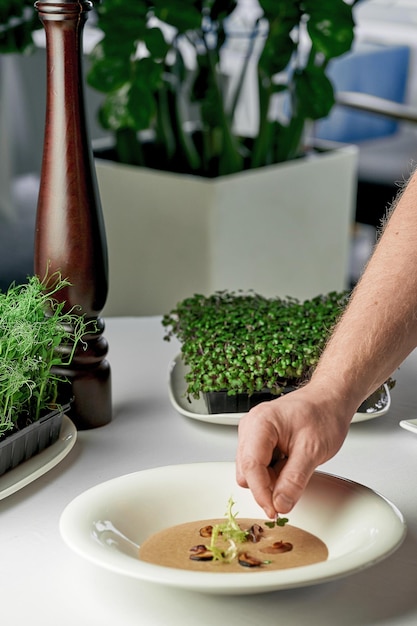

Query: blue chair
<box><xmin>315</xmin><ymin>43</ymin><xmax>415</xmax><ymax>226</ymax></box>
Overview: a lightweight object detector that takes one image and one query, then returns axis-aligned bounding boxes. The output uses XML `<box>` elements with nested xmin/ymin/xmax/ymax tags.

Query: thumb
<box><xmin>271</xmin><ymin>451</ymin><xmax>317</xmax><ymax>514</ymax></box>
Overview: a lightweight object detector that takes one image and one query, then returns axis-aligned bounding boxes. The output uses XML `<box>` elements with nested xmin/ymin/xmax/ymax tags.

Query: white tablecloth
<box><xmin>1</xmin><ymin>316</ymin><xmax>417</xmax><ymax>626</ymax></box>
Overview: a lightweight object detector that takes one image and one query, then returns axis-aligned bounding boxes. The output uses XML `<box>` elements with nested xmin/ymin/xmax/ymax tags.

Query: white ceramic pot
<box><xmin>95</xmin><ymin>141</ymin><xmax>358</xmax><ymax>316</ymax></box>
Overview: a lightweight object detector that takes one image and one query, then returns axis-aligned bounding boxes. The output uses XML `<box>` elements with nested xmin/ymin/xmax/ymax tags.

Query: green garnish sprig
<box><xmin>265</xmin><ymin>515</ymin><xmax>289</xmax><ymax>529</ymax></box>
<box><xmin>205</xmin><ymin>498</ymin><xmax>289</xmax><ymax>564</ymax></box>
<box><xmin>208</xmin><ymin>497</ymin><xmax>249</xmax><ymax>563</ymax></box>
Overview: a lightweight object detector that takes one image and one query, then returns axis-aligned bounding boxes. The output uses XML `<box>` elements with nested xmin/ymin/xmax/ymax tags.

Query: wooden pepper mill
<box><xmin>34</xmin><ymin>0</ymin><xmax>112</xmax><ymax>429</ymax></box>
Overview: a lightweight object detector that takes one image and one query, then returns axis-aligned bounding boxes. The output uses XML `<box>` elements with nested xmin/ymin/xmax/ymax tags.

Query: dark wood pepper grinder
<box><xmin>34</xmin><ymin>0</ymin><xmax>112</xmax><ymax>429</ymax></box>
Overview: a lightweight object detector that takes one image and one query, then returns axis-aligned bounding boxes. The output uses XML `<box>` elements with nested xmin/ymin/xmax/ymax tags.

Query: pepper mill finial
<box><xmin>34</xmin><ymin>0</ymin><xmax>112</xmax><ymax>429</ymax></box>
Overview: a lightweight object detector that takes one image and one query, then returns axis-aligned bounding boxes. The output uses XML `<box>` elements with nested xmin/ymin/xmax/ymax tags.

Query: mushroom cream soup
<box><xmin>139</xmin><ymin>518</ymin><xmax>328</xmax><ymax>572</ymax></box>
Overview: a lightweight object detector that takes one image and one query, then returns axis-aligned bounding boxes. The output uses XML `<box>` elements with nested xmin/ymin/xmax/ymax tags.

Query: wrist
<box><xmin>302</xmin><ymin>374</ymin><xmax>364</xmax><ymax>427</ymax></box>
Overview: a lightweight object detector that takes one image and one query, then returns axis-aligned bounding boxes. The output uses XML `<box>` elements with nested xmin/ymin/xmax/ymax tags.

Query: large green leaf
<box><xmin>88</xmin><ymin>42</ymin><xmax>133</xmax><ymax>93</ymax></box>
<box><xmin>294</xmin><ymin>66</ymin><xmax>335</xmax><ymax>120</ymax></box>
<box><xmin>96</xmin><ymin>0</ymin><xmax>149</xmax><ymax>24</ymax></box>
<box><xmin>258</xmin><ymin>1</ymin><xmax>300</xmax><ymax>77</ymax></box>
<box><xmin>128</xmin><ymin>56</ymin><xmax>165</xmax><ymax>129</ymax></box>
<box><xmin>143</xmin><ymin>26</ymin><xmax>170</xmax><ymax>60</ymax></box>
<box><xmin>95</xmin><ymin>0</ymin><xmax>149</xmax><ymax>43</ymax></box>
<box><xmin>152</xmin><ymin>0</ymin><xmax>203</xmax><ymax>33</ymax></box>
<box><xmin>303</xmin><ymin>0</ymin><xmax>355</xmax><ymax>59</ymax></box>
<box><xmin>97</xmin><ymin>55</ymin><xmax>164</xmax><ymax>132</ymax></box>
<box><xmin>98</xmin><ymin>86</ymin><xmax>134</xmax><ymax>131</ymax></box>
<box><xmin>99</xmin><ymin>82</ymin><xmax>155</xmax><ymax>132</ymax></box>
<box><xmin>128</xmin><ymin>80</ymin><xmax>158</xmax><ymax>130</ymax></box>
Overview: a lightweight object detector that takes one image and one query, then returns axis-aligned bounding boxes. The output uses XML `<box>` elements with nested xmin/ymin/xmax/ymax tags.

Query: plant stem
<box><xmin>202</xmin><ymin>34</ymin><xmax>243</xmax><ymax>175</ymax></box>
<box><xmin>162</xmin><ymin>48</ymin><xmax>202</xmax><ymax>172</ymax></box>
<box><xmin>115</xmin><ymin>128</ymin><xmax>145</xmax><ymax>166</ymax></box>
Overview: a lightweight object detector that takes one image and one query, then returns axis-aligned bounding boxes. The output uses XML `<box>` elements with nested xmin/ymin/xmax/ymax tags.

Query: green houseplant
<box><xmin>162</xmin><ymin>289</ymin><xmax>394</xmax><ymax>416</ymax></box>
<box><xmin>87</xmin><ymin>0</ymin><xmax>358</xmax><ymax>175</ymax></box>
<box><xmin>87</xmin><ymin>0</ymin><xmax>360</xmax><ymax>316</ymax></box>
<box><xmin>1</xmin><ymin>0</ymin><xmax>358</xmax><ymax>170</ymax></box>
<box><xmin>0</xmin><ymin>274</ymin><xmax>89</xmax><ymax>475</ymax></box>
<box><xmin>0</xmin><ymin>2</ymin><xmax>360</xmax><ymax>316</ymax></box>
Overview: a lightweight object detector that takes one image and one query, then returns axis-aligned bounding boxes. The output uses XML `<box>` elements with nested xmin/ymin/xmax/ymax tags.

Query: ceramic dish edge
<box><xmin>168</xmin><ymin>355</ymin><xmax>391</xmax><ymax>426</ymax></box>
<box><xmin>0</xmin><ymin>415</ymin><xmax>77</xmax><ymax>500</ymax></box>
<box><xmin>59</xmin><ymin>463</ymin><xmax>406</xmax><ymax>595</ymax></box>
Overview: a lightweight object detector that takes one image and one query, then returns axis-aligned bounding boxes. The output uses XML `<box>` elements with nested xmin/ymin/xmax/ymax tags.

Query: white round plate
<box><xmin>60</xmin><ymin>462</ymin><xmax>405</xmax><ymax>595</ymax></box>
<box><xmin>169</xmin><ymin>355</ymin><xmax>391</xmax><ymax>426</ymax></box>
<box><xmin>0</xmin><ymin>415</ymin><xmax>77</xmax><ymax>500</ymax></box>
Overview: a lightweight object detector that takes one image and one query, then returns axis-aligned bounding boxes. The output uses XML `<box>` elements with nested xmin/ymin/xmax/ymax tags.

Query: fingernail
<box><xmin>274</xmin><ymin>493</ymin><xmax>294</xmax><ymax>513</ymax></box>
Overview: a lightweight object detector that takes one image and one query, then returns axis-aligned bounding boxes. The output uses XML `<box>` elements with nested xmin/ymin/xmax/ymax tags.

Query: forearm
<box><xmin>310</xmin><ymin>170</ymin><xmax>417</xmax><ymax>412</ymax></box>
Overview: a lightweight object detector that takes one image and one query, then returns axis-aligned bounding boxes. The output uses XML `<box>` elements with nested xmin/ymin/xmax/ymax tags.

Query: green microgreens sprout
<box><xmin>0</xmin><ymin>274</ymin><xmax>91</xmax><ymax>438</ymax></box>
<box><xmin>162</xmin><ymin>290</ymin><xmax>350</xmax><ymax>400</ymax></box>
<box><xmin>265</xmin><ymin>515</ymin><xmax>289</xmax><ymax>529</ymax></box>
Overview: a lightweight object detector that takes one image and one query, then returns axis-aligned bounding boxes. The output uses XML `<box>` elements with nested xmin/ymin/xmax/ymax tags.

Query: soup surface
<box><xmin>139</xmin><ymin>518</ymin><xmax>328</xmax><ymax>573</ymax></box>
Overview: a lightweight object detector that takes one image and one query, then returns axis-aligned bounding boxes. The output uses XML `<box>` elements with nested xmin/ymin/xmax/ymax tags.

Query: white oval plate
<box><xmin>168</xmin><ymin>355</ymin><xmax>391</xmax><ymax>426</ymax></box>
<box><xmin>60</xmin><ymin>462</ymin><xmax>405</xmax><ymax>595</ymax></box>
<box><xmin>0</xmin><ymin>415</ymin><xmax>77</xmax><ymax>500</ymax></box>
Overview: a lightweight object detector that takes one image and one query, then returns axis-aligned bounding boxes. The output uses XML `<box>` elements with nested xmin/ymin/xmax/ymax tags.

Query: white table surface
<box><xmin>1</xmin><ymin>316</ymin><xmax>417</xmax><ymax>626</ymax></box>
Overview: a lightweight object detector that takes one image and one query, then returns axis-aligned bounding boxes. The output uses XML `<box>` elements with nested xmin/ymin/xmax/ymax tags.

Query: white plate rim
<box><xmin>399</xmin><ymin>418</ymin><xmax>417</xmax><ymax>434</ymax></box>
<box><xmin>0</xmin><ymin>415</ymin><xmax>77</xmax><ymax>500</ymax></box>
<box><xmin>168</xmin><ymin>355</ymin><xmax>391</xmax><ymax>426</ymax></box>
<box><xmin>59</xmin><ymin>462</ymin><xmax>406</xmax><ymax>595</ymax></box>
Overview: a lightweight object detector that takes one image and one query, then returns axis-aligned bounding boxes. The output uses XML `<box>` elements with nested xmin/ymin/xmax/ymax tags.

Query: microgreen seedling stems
<box><xmin>0</xmin><ymin>275</ymin><xmax>89</xmax><ymax>438</ymax></box>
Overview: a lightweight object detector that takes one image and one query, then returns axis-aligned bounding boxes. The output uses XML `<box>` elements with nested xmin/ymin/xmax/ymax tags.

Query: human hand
<box><xmin>235</xmin><ymin>385</ymin><xmax>352</xmax><ymax>518</ymax></box>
